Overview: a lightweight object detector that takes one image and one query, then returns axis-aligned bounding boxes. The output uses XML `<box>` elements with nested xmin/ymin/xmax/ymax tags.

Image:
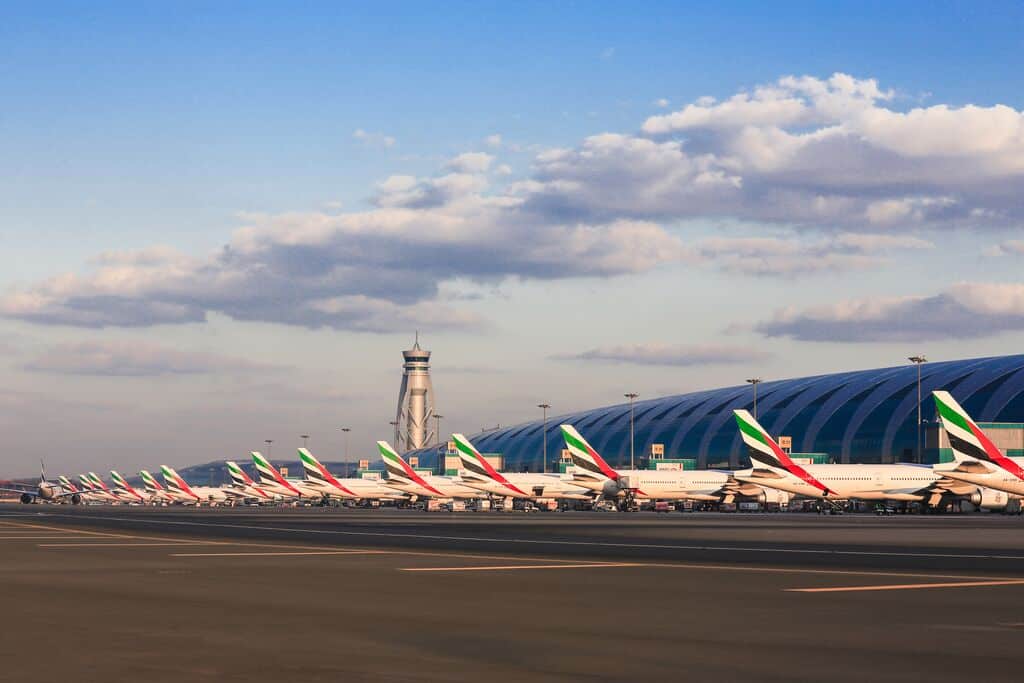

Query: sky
<box><xmin>2</xmin><ymin>1</ymin><xmax>1024</xmax><ymax>476</ymax></box>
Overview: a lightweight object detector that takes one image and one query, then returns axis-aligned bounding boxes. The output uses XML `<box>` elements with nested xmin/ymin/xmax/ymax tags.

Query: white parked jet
<box><xmin>298</xmin><ymin>449</ymin><xmax>407</xmax><ymax>502</ymax></box>
<box><xmin>0</xmin><ymin>464</ymin><xmax>84</xmax><ymax>504</ymax></box>
<box><xmin>452</xmin><ymin>433</ymin><xmax>591</xmax><ymax>501</ymax></box>
<box><xmin>560</xmin><ymin>425</ymin><xmax>739</xmax><ymax>504</ymax></box>
<box><xmin>376</xmin><ymin>441</ymin><xmax>480</xmax><ymax>500</ymax></box>
<box><xmin>160</xmin><ymin>465</ymin><xmax>230</xmax><ymax>505</ymax></box>
<box><xmin>250</xmin><ymin>452</ymin><xmax>324</xmax><ymax>502</ymax></box>
<box><xmin>732</xmin><ymin>409</ymin><xmax>970</xmax><ymax>506</ymax></box>
<box><xmin>225</xmin><ymin>460</ymin><xmax>278</xmax><ymax>503</ymax></box>
<box><xmin>110</xmin><ymin>470</ymin><xmax>149</xmax><ymax>504</ymax></box>
<box><xmin>932</xmin><ymin>391</ymin><xmax>1024</xmax><ymax>505</ymax></box>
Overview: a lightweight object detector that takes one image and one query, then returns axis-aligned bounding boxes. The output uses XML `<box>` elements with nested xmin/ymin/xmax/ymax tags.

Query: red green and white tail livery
<box><xmin>110</xmin><ymin>470</ymin><xmax>147</xmax><ymax>503</ymax></box>
<box><xmin>732</xmin><ymin>409</ymin><xmax>974</xmax><ymax>505</ymax></box>
<box><xmin>140</xmin><ymin>470</ymin><xmax>173</xmax><ymax>503</ymax></box>
<box><xmin>560</xmin><ymin>424</ymin><xmax>734</xmax><ymax>503</ymax></box>
<box><xmin>250</xmin><ymin>451</ymin><xmax>327</xmax><ymax>500</ymax></box>
<box><xmin>933</xmin><ymin>391</ymin><xmax>1024</xmax><ymax>498</ymax></box>
<box><xmin>160</xmin><ymin>465</ymin><xmax>230</xmax><ymax>505</ymax></box>
<box><xmin>86</xmin><ymin>472</ymin><xmax>121</xmax><ymax>502</ymax></box>
<box><xmin>453</xmin><ymin>433</ymin><xmax>590</xmax><ymax>501</ymax></box>
<box><xmin>375</xmin><ymin>441</ymin><xmax>479</xmax><ymax>500</ymax></box>
<box><xmin>298</xmin><ymin>449</ymin><xmax>405</xmax><ymax>501</ymax></box>
<box><xmin>225</xmin><ymin>461</ymin><xmax>274</xmax><ymax>501</ymax></box>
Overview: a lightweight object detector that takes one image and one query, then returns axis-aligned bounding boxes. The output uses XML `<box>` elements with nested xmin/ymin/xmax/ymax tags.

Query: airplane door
<box><xmin>874</xmin><ymin>472</ymin><xmax>884</xmax><ymax>489</ymax></box>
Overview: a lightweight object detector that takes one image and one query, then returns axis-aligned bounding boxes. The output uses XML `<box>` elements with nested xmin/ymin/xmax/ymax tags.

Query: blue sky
<box><xmin>2</xmin><ymin>2</ymin><xmax>1024</xmax><ymax>475</ymax></box>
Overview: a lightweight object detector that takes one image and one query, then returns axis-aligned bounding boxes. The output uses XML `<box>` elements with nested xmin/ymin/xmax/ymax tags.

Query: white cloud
<box><xmin>653</xmin><ymin>98</ymin><xmax>669</xmax><ymax>108</ymax></box>
<box><xmin>755</xmin><ymin>282</ymin><xmax>1024</xmax><ymax>342</ymax></box>
<box><xmin>352</xmin><ymin>128</ymin><xmax>396</xmax><ymax>148</ymax></box>
<box><xmin>485</xmin><ymin>134</ymin><xmax>503</xmax><ymax>148</ymax></box>
<box><xmin>445</xmin><ymin>151</ymin><xmax>495</xmax><ymax>174</ymax></box>
<box><xmin>555</xmin><ymin>343</ymin><xmax>771</xmax><ymax>367</ymax></box>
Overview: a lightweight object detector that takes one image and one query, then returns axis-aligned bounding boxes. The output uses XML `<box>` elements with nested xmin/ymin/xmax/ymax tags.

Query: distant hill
<box><xmin>126</xmin><ymin>460</ymin><xmax>374</xmax><ymax>488</ymax></box>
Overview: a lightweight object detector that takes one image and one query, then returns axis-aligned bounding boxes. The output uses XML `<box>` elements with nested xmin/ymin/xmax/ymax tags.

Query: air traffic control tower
<box><xmin>395</xmin><ymin>334</ymin><xmax>436</xmax><ymax>451</ymax></box>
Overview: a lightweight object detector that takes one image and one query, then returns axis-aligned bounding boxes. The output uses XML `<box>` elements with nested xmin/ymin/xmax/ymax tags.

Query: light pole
<box><xmin>389</xmin><ymin>420</ymin><xmax>399</xmax><ymax>447</ymax></box>
<box><xmin>909</xmin><ymin>356</ymin><xmax>927</xmax><ymax>463</ymax></box>
<box><xmin>300</xmin><ymin>434</ymin><xmax>310</xmax><ymax>450</ymax></box>
<box><xmin>746</xmin><ymin>378</ymin><xmax>762</xmax><ymax>419</ymax></box>
<box><xmin>340</xmin><ymin>427</ymin><xmax>351</xmax><ymax>460</ymax></box>
<box><xmin>624</xmin><ymin>393</ymin><xmax>639</xmax><ymax>470</ymax></box>
<box><xmin>538</xmin><ymin>403</ymin><xmax>551</xmax><ymax>473</ymax></box>
<box><xmin>434</xmin><ymin>414</ymin><xmax>444</xmax><ymax>446</ymax></box>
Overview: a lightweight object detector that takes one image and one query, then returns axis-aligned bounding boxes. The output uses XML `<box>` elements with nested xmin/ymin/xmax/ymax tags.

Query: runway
<box><xmin>3</xmin><ymin>507</ymin><xmax>1023</xmax><ymax>681</ymax></box>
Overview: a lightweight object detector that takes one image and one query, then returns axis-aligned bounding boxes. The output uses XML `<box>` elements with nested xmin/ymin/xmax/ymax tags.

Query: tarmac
<box><xmin>2</xmin><ymin>506</ymin><xmax>1024</xmax><ymax>681</ymax></box>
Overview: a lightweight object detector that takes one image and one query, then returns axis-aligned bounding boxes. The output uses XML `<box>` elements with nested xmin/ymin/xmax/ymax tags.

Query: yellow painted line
<box><xmin>170</xmin><ymin>550</ymin><xmax>394</xmax><ymax>557</ymax></box>
<box><xmin>788</xmin><ymin>580</ymin><xmax>1024</xmax><ymax>593</ymax></box>
<box><xmin>400</xmin><ymin>562</ymin><xmax>643</xmax><ymax>572</ymax></box>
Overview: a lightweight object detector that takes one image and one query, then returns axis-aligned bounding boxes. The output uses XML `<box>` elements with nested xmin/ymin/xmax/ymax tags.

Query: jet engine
<box><xmin>70</xmin><ymin>493</ymin><xmax>82</xmax><ymax>505</ymax></box>
<box><xmin>755</xmin><ymin>488</ymin><xmax>792</xmax><ymax>506</ymax></box>
<box><xmin>970</xmin><ymin>488</ymin><xmax>1022</xmax><ymax>513</ymax></box>
<box><xmin>20</xmin><ymin>492</ymin><xmax>33</xmax><ymax>504</ymax></box>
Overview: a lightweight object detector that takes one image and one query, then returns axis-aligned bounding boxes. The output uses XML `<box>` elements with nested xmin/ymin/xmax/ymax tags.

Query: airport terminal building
<box><xmin>406</xmin><ymin>354</ymin><xmax>1024</xmax><ymax>471</ymax></box>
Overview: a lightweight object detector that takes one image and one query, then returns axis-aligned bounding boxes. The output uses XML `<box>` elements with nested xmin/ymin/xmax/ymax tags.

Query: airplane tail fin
<box><xmin>560</xmin><ymin>425</ymin><xmax>619</xmax><ymax>480</ymax></box>
<box><xmin>452</xmin><ymin>433</ymin><xmax>496</xmax><ymax>482</ymax></box>
<box><xmin>298</xmin><ymin>448</ymin><xmax>326</xmax><ymax>483</ymax></box>
<box><xmin>140</xmin><ymin>470</ymin><xmax>163</xmax><ymax>493</ymax></box>
<box><xmin>226</xmin><ymin>461</ymin><xmax>254</xmax><ymax>487</ymax></box>
<box><xmin>250</xmin><ymin>451</ymin><xmax>281</xmax><ymax>486</ymax></box>
<box><xmin>79</xmin><ymin>474</ymin><xmax>94</xmax><ymax>491</ymax></box>
<box><xmin>110</xmin><ymin>470</ymin><xmax>127</xmax><ymax>489</ymax></box>
<box><xmin>88</xmin><ymin>472</ymin><xmax>108</xmax><ymax>491</ymax></box>
<box><xmin>733</xmin><ymin>410</ymin><xmax>790</xmax><ymax>469</ymax></box>
<box><xmin>160</xmin><ymin>465</ymin><xmax>187</xmax><ymax>496</ymax></box>
<box><xmin>40</xmin><ymin>459</ymin><xmax>46</xmax><ymax>484</ymax></box>
<box><xmin>377</xmin><ymin>441</ymin><xmax>414</xmax><ymax>481</ymax></box>
<box><xmin>932</xmin><ymin>391</ymin><xmax>1021</xmax><ymax>476</ymax></box>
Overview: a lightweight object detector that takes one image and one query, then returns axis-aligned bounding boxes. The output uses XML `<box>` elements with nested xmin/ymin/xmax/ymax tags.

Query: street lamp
<box><xmin>264</xmin><ymin>439</ymin><xmax>273</xmax><ymax>459</ymax></box>
<box><xmin>537</xmin><ymin>403</ymin><xmax>551</xmax><ymax>473</ymax></box>
<box><xmin>300</xmin><ymin>434</ymin><xmax>310</xmax><ymax>449</ymax></box>
<box><xmin>389</xmin><ymin>420</ymin><xmax>399</xmax><ymax>448</ymax></box>
<box><xmin>624</xmin><ymin>393</ymin><xmax>639</xmax><ymax>470</ymax></box>
<box><xmin>434</xmin><ymin>414</ymin><xmax>444</xmax><ymax>446</ymax></box>
<box><xmin>340</xmin><ymin>427</ymin><xmax>351</xmax><ymax>461</ymax></box>
<box><xmin>909</xmin><ymin>356</ymin><xmax>927</xmax><ymax>463</ymax></box>
<box><xmin>746</xmin><ymin>378</ymin><xmax>762</xmax><ymax>419</ymax></box>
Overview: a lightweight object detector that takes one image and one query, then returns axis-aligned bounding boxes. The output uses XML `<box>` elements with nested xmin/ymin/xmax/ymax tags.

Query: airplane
<box><xmin>57</xmin><ymin>475</ymin><xmax>94</xmax><ymax>503</ymax></box>
<box><xmin>250</xmin><ymin>451</ymin><xmax>324</xmax><ymax>502</ymax></box>
<box><xmin>0</xmin><ymin>463</ymin><xmax>84</xmax><ymax>504</ymax></box>
<box><xmin>731</xmin><ymin>409</ymin><xmax>975</xmax><ymax>508</ymax></box>
<box><xmin>78</xmin><ymin>474</ymin><xmax>111</xmax><ymax>502</ymax></box>
<box><xmin>140</xmin><ymin>470</ymin><xmax>173</xmax><ymax>504</ymax></box>
<box><xmin>376</xmin><ymin>441</ymin><xmax>481</xmax><ymax>500</ymax></box>
<box><xmin>110</xmin><ymin>470</ymin><xmax>149</xmax><ymax>504</ymax></box>
<box><xmin>159</xmin><ymin>465</ymin><xmax>230</xmax><ymax>506</ymax></box>
<box><xmin>86</xmin><ymin>472</ymin><xmax>124</xmax><ymax>503</ymax></box>
<box><xmin>225</xmin><ymin>461</ymin><xmax>278</xmax><ymax>503</ymax></box>
<box><xmin>452</xmin><ymin>433</ymin><xmax>591</xmax><ymax>501</ymax></box>
<box><xmin>297</xmin><ymin>448</ymin><xmax>407</xmax><ymax>502</ymax></box>
<box><xmin>559</xmin><ymin>425</ymin><xmax>741</xmax><ymax>506</ymax></box>
<box><xmin>931</xmin><ymin>390</ymin><xmax>1024</xmax><ymax>508</ymax></box>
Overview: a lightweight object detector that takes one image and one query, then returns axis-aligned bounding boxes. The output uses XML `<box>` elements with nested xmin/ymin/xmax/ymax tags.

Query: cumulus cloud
<box><xmin>554</xmin><ymin>343</ymin><xmax>771</xmax><ymax>367</ymax></box>
<box><xmin>755</xmin><ymin>282</ymin><xmax>1024</xmax><ymax>342</ymax></box>
<box><xmin>23</xmin><ymin>341</ymin><xmax>277</xmax><ymax>376</ymax></box>
<box><xmin>485</xmin><ymin>134</ymin><xmax>503</xmax><ymax>148</ymax></box>
<box><xmin>352</xmin><ymin>129</ymin><xmax>396</xmax><ymax>148</ymax></box>
<box><xmin>445</xmin><ymin>152</ymin><xmax>495</xmax><ymax>174</ymax></box>
<box><xmin>4</xmin><ymin>71</ymin><xmax>1022</xmax><ymax>332</ymax></box>
<box><xmin>566</xmin><ymin>72</ymin><xmax>1024</xmax><ymax>229</ymax></box>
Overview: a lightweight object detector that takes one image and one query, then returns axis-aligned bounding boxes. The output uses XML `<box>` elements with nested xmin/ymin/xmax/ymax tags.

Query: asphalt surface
<box><xmin>2</xmin><ymin>506</ymin><xmax>1024</xmax><ymax>681</ymax></box>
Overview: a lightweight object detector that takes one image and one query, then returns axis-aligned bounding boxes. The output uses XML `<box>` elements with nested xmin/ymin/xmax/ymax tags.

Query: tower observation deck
<box><xmin>395</xmin><ymin>334</ymin><xmax>436</xmax><ymax>451</ymax></box>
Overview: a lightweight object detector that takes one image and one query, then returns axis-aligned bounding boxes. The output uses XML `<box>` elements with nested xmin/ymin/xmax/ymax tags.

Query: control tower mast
<box><xmin>395</xmin><ymin>333</ymin><xmax>436</xmax><ymax>451</ymax></box>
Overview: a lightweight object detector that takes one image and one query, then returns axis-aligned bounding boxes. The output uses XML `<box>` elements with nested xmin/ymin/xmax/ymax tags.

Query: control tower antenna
<box><xmin>395</xmin><ymin>335</ymin><xmax>436</xmax><ymax>450</ymax></box>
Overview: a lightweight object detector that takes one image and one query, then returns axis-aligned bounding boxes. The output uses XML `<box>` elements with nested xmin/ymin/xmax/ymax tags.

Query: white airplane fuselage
<box><xmin>734</xmin><ymin>463</ymin><xmax>942</xmax><ymax>501</ymax></box>
<box><xmin>572</xmin><ymin>469</ymin><xmax>733</xmax><ymax>501</ymax></box>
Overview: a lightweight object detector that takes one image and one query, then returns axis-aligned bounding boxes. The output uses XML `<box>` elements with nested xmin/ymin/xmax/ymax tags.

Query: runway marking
<box><xmin>35</xmin><ymin>512</ymin><xmax>1024</xmax><ymax>563</ymax></box>
<box><xmin>400</xmin><ymin>562</ymin><xmax>642</xmax><ymax>572</ymax></box>
<box><xmin>39</xmin><ymin>542</ymin><xmax>223</xmax><ymax>547</ymax></box>
<box><xmin>0</xmin><ymin>535</ymin><xmax>112</xmax><ymax>540</ymax></box>
<box><xmin>788</xmin><ymin>580</ymin><xmax>1024</xmax><ymax>593</ymax></box>
<box><xmin>170</xmin><ymin>550</ymin><xmax>393</xmax><ymax>557</ymax></box>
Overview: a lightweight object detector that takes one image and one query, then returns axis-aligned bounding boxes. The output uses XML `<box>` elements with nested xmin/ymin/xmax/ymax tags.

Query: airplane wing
<box><xmin>0</xmin><ymin>486</ymin><xmax>36</xmax><ymax>496</ymax></box>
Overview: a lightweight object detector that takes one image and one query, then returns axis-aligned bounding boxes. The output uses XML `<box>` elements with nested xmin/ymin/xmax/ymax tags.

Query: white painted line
<box><xmin>400</xmin><ymin>562</ymin><xmax>642</xmax><ymax>572</ymax></box>
<box><xmin>171</xmin><ymin>550</ymin><xmax>392</xmax><ymax>557</ymax></box>
<box><xmin>0</xmin><ymin>535</ymin><xmax>109</xmax><ymax>540</ymax></box>
<box><xmin>788</xmin><ymin>580</ymin><xmax>1024</xmax><ymax>593</ymax></box>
